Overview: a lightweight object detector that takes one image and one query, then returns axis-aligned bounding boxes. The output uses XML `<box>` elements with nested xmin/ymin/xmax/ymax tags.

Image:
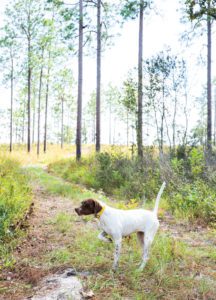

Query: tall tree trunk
<box><xmin>183</xmin><ymin>73</ymin><xmax>188</xmax><ymax>147</ymax></box>
<box><xmin>109</xmin><ymin>102</ymin><xmax>111</xmax><ymax>144</ymax></box>
<box><xmin>27</xmin><ymin>37</ymin><xmax>31</xmax><ymax>152</ymax></box>
<box><xmin>137</xmin><ymin>0</ymin><xmax>144</xmax><ymax>158</ymax></box>
<box><xmin>61</xmin><ymin>97</ymin><xmax>64</xmax><ymax>149</ymax></box>
<box><xmin>44</xmin><ymin>51</ymin><xmax>51</xmax><ymax>153</ymax></box>
<box><xmin>96</xmin><ymin>0</ymin><xmax>101</xmax><ymax>152</ymax></box>
<box><xmin>172</xmin><ymin>73</ymin><xmax>177</xmax><ymax>151</ymax></box>
<box><xmin>207</xmin><ymin>1</ymin><xmax>212</xmax><ymax>151</ymax></box>
<box><xmin>32</xmin><ymin>101</ymin><xmax>35</xmax><ymax>144</ymax></box>
<box><xmin>214</xmin><ymin>87</ymin><xmax>216</xmax><ymax>146</ymax></box>
<box><xmin>37</xmin><ymin>51</ymin><xmax>44</xmax><ymax>156</ymax></box>
<box><xmin>160</xmin><ymin>80</ymin><xmax>165</xmax><ymax>153</ymax></box>
<box><xmin>76</xmin><ymin>0</ymin><xmax>83</xmax><ymax>161</ymax></box>
<box><xmin>10</xmin><ymin>56</ymin><xmax>14</xmax><ymax>152</ymax></box>
<box><xmin>126</xmin><ymin>109</ymin><xmax>129</xmax><ymax>146</ymax></box>
<box><xmin>22</xmin><ymin>102</ymin><xmax>25</xmax><ymax>144</ymax></box>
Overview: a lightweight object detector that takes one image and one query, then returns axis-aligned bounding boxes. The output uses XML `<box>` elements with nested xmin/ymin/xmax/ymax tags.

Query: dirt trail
<box><xmin>0</xmin><ymin>183</ymin><xmax>85</xmax><ymax>300</ymax></box>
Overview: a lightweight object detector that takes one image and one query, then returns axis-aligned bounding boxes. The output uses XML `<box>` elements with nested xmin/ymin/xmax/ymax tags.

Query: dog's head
<box><xmin>75</xmin><ymin>199</ymin><xmax>103</xmax><ymax>216</ymax></box>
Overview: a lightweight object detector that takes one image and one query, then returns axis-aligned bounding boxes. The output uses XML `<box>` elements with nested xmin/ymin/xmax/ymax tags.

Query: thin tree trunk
<box><xmin>207</xmin><ymin>1</ymin><xmax>212</xmax><ymax>151</ymax></box>
<box><xmin>32</xmin><ymin>101</ymin><xmax>36</xmax><ymax>145</ymax></box>
<box><xmin>126</xmin><ymin>110</ymin><xmax>129</xmax><ymax>146</ymax></box>
<box><xmin>165</xmin><ymin>114</ymin><xmax>172</xmax><ymax>153</ymax></box>
<box><xmin>27</xmin><ymin>37</ymin><xmax>31</xmax><ymax>152</ymax></box>
<box><xmin>113</xmin><ymin>118</ymin><xmax>116</xmax><ymax>145</ymax></box>
<box><xmin>37</xmin><ymin>50</ymin><xmax>44</xmax><ymax>156</ymax></box>
<box><xmin>76</xmin><ymin>0</ymin><xmax>83</xmax><ymax>161</ymax></box>
<box><xmin>61</xmin><ymin>97</ymin><xmax>64</xmax><ymax>149</ymax></box>
<box><xmin>22</xmin><ymin>102</ymin><xmax>25</xmax><ymax>144</ymax></box>
<box><xmin>160</xmin><ymin>81</ymin><xmax>165</xmax><ymax>153</ymax></box>
<box><xmin>109</xmin><ymin>102</ymin><xmax>111</xmax><ymax>144</ymax></box>
<box><xmin>10</xmin><ymin>56</ymin><xmax>14</xmax><ymax>152</ymax></box>
<box><xmin>183</xmin><ymin>73</ymin><xmax>188</xmax><ymax>147</ymax></box>
<box><xmin>44</xmin><ymin>51</ymin><xmax>51</xmax><ymax>153</ymax></box>
<box><xmin>137</xmin><ymin>0</ymin><xmax>144</xmax><ymax>158</ymax></box>
<box><xmin>96</xmin><ymin>0</ymin><xmax>101</xmax><ymax>152</ymax></box>
<box><xmin>172</xmin><ymin>73</ymin><xmax>177</xmax><ymax>151</ymax></box>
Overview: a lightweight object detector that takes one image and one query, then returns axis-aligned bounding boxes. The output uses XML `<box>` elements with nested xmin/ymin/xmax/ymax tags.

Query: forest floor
<box><xmin>0</xmin><ymin>166</ymin><xmax>216</xmax><ymax>300</ymax></box>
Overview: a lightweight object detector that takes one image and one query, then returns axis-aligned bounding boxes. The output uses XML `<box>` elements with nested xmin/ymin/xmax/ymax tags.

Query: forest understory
<box><xmin>0</xmin><ymin>146</ymin><xmax>216</xmax><ymax>300</ymax></box>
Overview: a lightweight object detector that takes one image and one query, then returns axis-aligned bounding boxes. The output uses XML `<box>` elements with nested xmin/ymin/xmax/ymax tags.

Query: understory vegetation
<box><xmin>0</xmin><ymin>157</ymin><xmax>32</xmax><ymax>268</ymax></box>
<box><xmin>22</xmin><ymin>167</ymin><xmax>216</xmax><ymax>299</ymax></box>
<box><xmin>49</xmin><ymin>146</ymin><xmax>216</xmax><ymax>225</ymax></box>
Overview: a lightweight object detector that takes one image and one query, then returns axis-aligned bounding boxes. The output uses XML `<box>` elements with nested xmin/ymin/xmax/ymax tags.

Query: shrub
<box><xmin>169</xmin><ymin>180</ymin><xmax>216</xmax><ymax>224</ymax></box>
<box><xmin>0</xmin><ymin>157</ymin><xmax>32</xmax><ymax>239</ymax></box>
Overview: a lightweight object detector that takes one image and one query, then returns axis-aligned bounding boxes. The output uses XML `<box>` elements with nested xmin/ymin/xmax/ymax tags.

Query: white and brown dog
<box><xmin>75</xmin><ymin>182</ymin><xmax>166</xmax><ymax>271</ymax></box>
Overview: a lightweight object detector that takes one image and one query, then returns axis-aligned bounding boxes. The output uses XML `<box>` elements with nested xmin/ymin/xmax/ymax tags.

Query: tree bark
<box><xmin>10</xmin><ymin>55</ymin><xmax>14</xmax><ymax>152</ymax></box>
<box><xmin>22</xmin><ymin>102</ymin><xmax>25</xmax><ymax>144</ymax></box>
<box><xmin>96</xmin><ymin>0</ymin><xmax>101</xmax><ymax>152</ymax></box>
<box><xmin>76</xmin><ymin>0</ymin><xmax>83</xmax><ymax>161</ymax></box>
<box><xmin>109</xmin><ymin>102</ymin><xmax>111</xmax><ymax>144</ymax></box>
<box><xmin>214</xmin><ymin>87</ymin><xmax>216</xmax><ymax>145</ymax></box>
<box><xmin>44</xmin><ymin>51</ymin><xmax>51</xmax><ymax>153</ymax></box>
<box><xmin>61</xmin><ymin>97</ymin><xmax>64</xmax><ymax>149</ymax></box>
<box><xmin>160</xmin><ymin>79</ymin><xmax>165</xmax><ymax>153</ymax></box>
<box><xmin>32</xmin><ymin>100</ymin><xmax>36</xmax><ymax>144</ymax></box>
<box><xmin>137</xmin><ymin>0</ymin><xmax>144</xmax><ymax>158</ymax></box>
<box><xmin>183</xmin><ymin>72</ymin><xmax>188</xmax><ymax>147</ymax></box>
<box><xmin>27</xmin><ymin>37</ymin><xmax>31</xmax><ymax>152</ymax></box>
<box><xmin>126</xmin><ymin>109</ymin><xmax>129</xmax><ymax>146</ymax></box>
<box><xmin>37</xmin><ymin>50</ymin><xmax>44</xmax><ymax>156</ymax></box>
<box><xmin>207</xmin><ymin>1</ymin><xmax>212</xmax><ymax>152</ymax></box>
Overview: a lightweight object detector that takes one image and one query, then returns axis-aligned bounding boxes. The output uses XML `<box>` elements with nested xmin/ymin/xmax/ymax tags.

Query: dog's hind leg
<box><xmin>139</xmin><ymin>224</ymin><xmax>159</xmax><ymax>271</ymax></box>
<box><xmin>112</xmin><ymin>238</ymin><xmax>122</xmax><ymax>271</ymax></box>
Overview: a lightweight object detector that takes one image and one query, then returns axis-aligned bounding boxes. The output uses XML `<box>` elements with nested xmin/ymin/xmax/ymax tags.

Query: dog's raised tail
<box><xmin>153</xmin><ymin>181</ymin><xmax>166</xmax><ymax>215</ymax></box>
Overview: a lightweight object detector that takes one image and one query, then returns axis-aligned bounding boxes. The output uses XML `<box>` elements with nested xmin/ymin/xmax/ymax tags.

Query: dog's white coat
<box><xmin>97</xmin><ymin>182</ymin><xmax>166</xmax><ymax>270</ymax></box>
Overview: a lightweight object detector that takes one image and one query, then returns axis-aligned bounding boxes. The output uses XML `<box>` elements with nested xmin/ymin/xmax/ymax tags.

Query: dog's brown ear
<box><xmin>93</xmin><ymin>200</ymin><xmax>102</xmax><ymax>216</ymax></box>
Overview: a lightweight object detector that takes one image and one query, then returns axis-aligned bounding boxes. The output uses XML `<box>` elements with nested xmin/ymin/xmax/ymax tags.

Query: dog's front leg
<box><xmin>113</xmin><ymin>238</ymin><xmax>122</xmax><ymax>271</ymax></box>
<box><xmin>98</xmin><ymin>231</ymin><xmax>112</xmax><ymax>243</ymax></box>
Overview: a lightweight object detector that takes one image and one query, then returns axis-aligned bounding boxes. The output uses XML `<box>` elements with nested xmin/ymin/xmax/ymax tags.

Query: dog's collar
<box><xmin>96</xmin><ymin>206</ymin><xmax>105</xmax><ymax>219</ymax></box>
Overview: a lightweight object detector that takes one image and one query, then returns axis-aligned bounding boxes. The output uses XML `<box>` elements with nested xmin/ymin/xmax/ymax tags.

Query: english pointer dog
<box><xmin>75</xmin><ymin>182</ymin><xmax>166</xmax><ymax>271</ymax></box>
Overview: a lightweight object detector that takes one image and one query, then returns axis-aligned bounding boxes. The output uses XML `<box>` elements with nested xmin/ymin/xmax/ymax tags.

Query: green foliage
<box><xmin>188</xmin><ymin>147</ymin><xmax>205</xmax><ymax>177</ymax></box>
<box><xmin>0</xmin><ymin>158</ymin><xmax>31</xmax><ymax>239</ymax></box>
<box><xmin>185</xmin><ymin>0</ymin><xmax>216</xmax><ymax>20</ymax></box>
<box><xmin>49</xmin><ymin>146</ymin><xmax>216</xmax><ymax>225</ymax></box>
<box><xmin>49</xmin><ymin>149</ymin><xmax>161</xmax><ymax>201</ymax></box>
<box><xmin>121</xmin><ymin>0</ymin><xmax>152</xmax><ymax>20</ymax></box>
<box><xmin>170</xmin><ymin>180</ymin><xmax>216</xmax><ymax>224</ymax></box>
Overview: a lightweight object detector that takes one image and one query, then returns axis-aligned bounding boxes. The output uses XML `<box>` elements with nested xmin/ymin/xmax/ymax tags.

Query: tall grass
<box><xmin>0</xmin><ymin>157</ymin><xmax>32</xmax><ymax>239</ymax></box>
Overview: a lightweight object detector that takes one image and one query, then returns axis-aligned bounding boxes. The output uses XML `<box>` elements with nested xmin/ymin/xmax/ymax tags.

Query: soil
<box><xmin>0</xmin><ymin>183</ymin><xmax>84</xmax><ymax>300</ymax></box>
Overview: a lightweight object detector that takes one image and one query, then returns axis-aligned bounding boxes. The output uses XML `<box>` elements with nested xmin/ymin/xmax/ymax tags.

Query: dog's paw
<box><xmin>137</xmin><ymin>262</ymin><xmax>146</xmax><ymax>271</ymax></box>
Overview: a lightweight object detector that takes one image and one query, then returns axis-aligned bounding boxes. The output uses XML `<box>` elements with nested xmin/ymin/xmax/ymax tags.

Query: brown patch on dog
<box><xmin>75</xmin><ymin>199</ymin><xmax>102</xmax><ymax>216</ymax></box>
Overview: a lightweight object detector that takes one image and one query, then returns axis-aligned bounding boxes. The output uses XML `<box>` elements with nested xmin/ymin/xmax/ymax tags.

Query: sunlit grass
<box><xmin>0</xmin><ymin>143</ymin><xmax>77</xmax><ymax>166</ymax></box>
<box><xmin>0</xmin><ymin>143</ymin><xmax>131</xmax><ymax>167</ymax></box>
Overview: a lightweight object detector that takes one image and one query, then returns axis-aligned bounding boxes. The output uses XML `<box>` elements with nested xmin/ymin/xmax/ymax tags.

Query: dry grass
<box><xmin>0</xmin><ymin>144</ymin><xmax>76</xmax><ymax>166</ymax></box>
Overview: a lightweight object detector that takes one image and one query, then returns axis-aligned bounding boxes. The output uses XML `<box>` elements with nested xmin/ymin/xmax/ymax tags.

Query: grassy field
<box><xmin>0</xmin><ymin>145</ymin><xmax>216</xmax><ymax>299</ymax></box>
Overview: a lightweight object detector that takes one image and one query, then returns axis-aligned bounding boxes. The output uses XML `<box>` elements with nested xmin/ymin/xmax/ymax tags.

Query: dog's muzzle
<box><xmin>75</xmin><ymin>208</ymin><xmax>81</xmax><ymax>216</ymax></box>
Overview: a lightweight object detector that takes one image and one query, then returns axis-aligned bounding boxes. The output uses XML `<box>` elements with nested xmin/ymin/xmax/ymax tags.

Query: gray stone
<box><xmin>30</xmin><ymin>269</ymin><xmax>83</xmax><ymax>300</ymax></box>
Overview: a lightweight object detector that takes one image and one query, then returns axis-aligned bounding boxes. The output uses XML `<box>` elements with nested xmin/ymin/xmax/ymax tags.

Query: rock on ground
<box><xmin>29</xmin><ymin>269</ymin><xmax>83</xmax><ymax>300</ymax></box>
